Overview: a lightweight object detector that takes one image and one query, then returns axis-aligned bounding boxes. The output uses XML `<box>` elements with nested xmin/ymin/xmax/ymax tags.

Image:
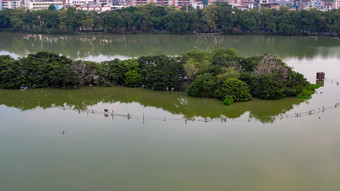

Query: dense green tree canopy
<box><xmin>1</xmin><ymin>4</ymin><xmax>339</xmax><ymax>35</ymax></box>
<box><xmin>217</xmin><ymin>78</ymin><xmax>252</xmax><ymax>102</ymax></box>
<box><xmin>187</xmin><ymin>73</ymin><xmax>218</xmax><ymax>98</ymax></box>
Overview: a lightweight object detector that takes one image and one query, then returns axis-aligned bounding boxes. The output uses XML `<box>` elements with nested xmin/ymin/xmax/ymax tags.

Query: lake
<box><xmin>1</xmin><ymin>33</ymin><xmax>340</xmax><ymax>191</ymax></box>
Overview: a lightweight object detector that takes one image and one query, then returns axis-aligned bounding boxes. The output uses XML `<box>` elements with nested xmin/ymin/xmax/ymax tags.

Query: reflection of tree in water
<box><xmin>0</xmin><ymin>87</ymin><xmax>304</xmax><ymax>123</ymax></box>
<box><xmin>227</xmin><ymin>99</ymin><xmax>305</xmax><ymax>123</ymax></box>
<box><xmin>1</xmin><ymin>33</ymin><xmax>340</xmax><ymax>60</ymax></box>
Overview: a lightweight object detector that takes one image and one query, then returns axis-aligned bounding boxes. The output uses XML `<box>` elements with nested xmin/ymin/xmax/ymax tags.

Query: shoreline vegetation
<box><xmin>0</xmin><ymin>49</ymin><xmax>318</xmax><ymax>105</ymax></box>
<box><xmin>0</xmin><ymin>4</ymin><xmax>339</xmax><ymax>36</ymax></box>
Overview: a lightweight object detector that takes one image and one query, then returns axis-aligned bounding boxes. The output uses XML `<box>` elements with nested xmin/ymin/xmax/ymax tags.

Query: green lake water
<box><xmin>1</xmin><ymin>33</ymin><xmax>340</xmax><ymax>191</ymax></box>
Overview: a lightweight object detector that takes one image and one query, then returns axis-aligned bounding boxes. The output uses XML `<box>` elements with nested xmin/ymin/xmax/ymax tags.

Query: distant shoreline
<box><xmin>1</xmin><ymin>5</ymin><xmax>339</xmax><ymax>37</ymax></box>
<box><xmin>1</xmin><ymin>29</ymin><xmax>339</xmax><ymax>37</ymax></box>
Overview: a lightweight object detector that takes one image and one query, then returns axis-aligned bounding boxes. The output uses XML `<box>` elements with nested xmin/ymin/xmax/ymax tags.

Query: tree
<box><xmin>187</xmin><ymin>73</ymin><xmax>218</xmax><ymax>98</ymax></box>
<box><xmin>211</xmin><ymin>47</ymin><xmax>239</xmax><ymax>67</ymax></box>
<box><xmin>260</xmin><ymin>8</ymin><xmax>276</xmax><ymax>32</ymax></box>
<box><xmin>217</xmin><ymin>78</ymin><xmax>252</xmax><ymax>102</ymax></box>
<box><xmin>215</xmin><ymin>3</ymin><xmax>234</xmax><ymax>32</ymax></box>
<box><xmin>0</xmin><ymin>55</ymin><xmax>20</xmax><ymax>88</ymax></box>
<box><xmin>163</xmin><ymin>10</ymin><xmax>189</xmax><ymax>33</ymax></box>
<box><xmin>276</xmin><ymin>11</ymin><xmax>296</xmax><ymax>34</ymax></box>
<box><xmin>138</xmin><ymin>55</ymin><xmax>186</xmax><ymax>90</ymax></box>
<box><xmin>71</xmin><ymin>61</ymin><xmax>99</xmax><ymax>86</ymax></box>
<box><xmin>66</xmin><ymin>7</ymin><xmax>80</xmax><ymax>31</ymax></box>
<box><xmin>238</xmin><ymin>9</ymin><xmax>260</xmax><ymax>32</ymax></box>
<box><xmin>0</xmin><ymin>9</ymin><xmax>12</xmax><ymax>29</ymax></box>
<box><xmin>124</xmin><ymin>70</ymin><xmax>143</xmax><ymax>87</ymax></box>
<box><xmin>216</xmin><ymin>67</ymin><xmax>240</xmax><ymax>83</ymax></box>
<box><xmin>183</xmin><ymin>50</ymin><xmax>212</xmax><ymax>80</ymax></box>
<box><xmin>201</xmin><ymin>5</ymin><xmax>218</xmax><ymax>32</ymax></box>
<box><xmin>80</xmin><ymin>15</ymin><xmax>94</xmax><ymax>31</ymax></box>
<box><xmin>9</xmin><ymin>8</ymin><xmax>26</xmax><ymax>31</ymax></box>
<box><xmin>100</xmin><ymin>59</ymin><xmax>139</xmax><ymax>86</ymax></box>
<box><xmin>44</xmin><ymin>9</ymin><xmax>59</xmax><ymax>31</ymax></box>
<box><xmin>57</xmin><ymin>9</ymin><xmax>67</xmax><ymax>32</ymax></box>
<box><xmin>48</xmin><ymin>4</ymin><xmax>56</xmax><ymax>11</ymax></box>
<box><xmin>251</xmin><ymin>75</ymin><xmax>285</xmax><ymax>100</ymax></box>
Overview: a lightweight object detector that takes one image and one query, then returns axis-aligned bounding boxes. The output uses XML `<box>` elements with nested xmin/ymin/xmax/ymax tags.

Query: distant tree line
<box><xmin>0</xmin><ymin>4</ymin><xmax>339</xmax><ymax>35</ymax></box>
<box><xmin>0</xmin><ymin>49</ymin><xmax>317</xmax><ymax>104</ymax></box>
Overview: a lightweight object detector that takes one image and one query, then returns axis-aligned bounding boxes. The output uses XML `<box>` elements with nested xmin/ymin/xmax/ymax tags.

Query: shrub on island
<box><xmin>217</xmin><ymin>78</ymin><xmax>252</xmax><ymax>102</ymax></box>
<box><xmin>187</xmin><ymin>73</ymin><xmax>218</xmax><ymax>98</ymax></box>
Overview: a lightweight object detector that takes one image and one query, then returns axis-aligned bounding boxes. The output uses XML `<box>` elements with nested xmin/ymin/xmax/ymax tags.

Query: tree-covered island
<box><xmin>0</xmin><ymin>48</ymin><xmax>318</xmax><ymax>104</ymax></box>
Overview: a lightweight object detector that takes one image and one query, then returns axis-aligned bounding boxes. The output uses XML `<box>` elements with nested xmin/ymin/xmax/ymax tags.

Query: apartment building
<box><xmin>192</xmin><ymin>0</ymin><xmax>203</xmax><ymax>8</ymax></box>
<box><xmin>74</xmin><ymin>4</ymin><xmax>111</xmax><ymax>11</ymax></box>
<box><xmin>27</xmin><ymin>0</ymin><xmax>63</xmax><ymax>10</ymax></box>
<box><xmin>208</xmin><ymin>0</ymin><xmax>244</xmax><ymax>7</ymax></box>
<box><xmin>129</xmin><ymin>0</ymin><xmax>194</xmax><ymax>7</ymax></box>
<box><xmin>0</xmin><ymin>0</ymin><xmax>21</xmax><ymax>9</ymax></box>
<box><xmin>308</xmin><ymin>0</ymin><xmax>340</xmax><ymax>10</ymax></box>
<box><xmin>68</xmin><ymin>0</ymin><xmax>95</xmax><ymax>5</ymax></box>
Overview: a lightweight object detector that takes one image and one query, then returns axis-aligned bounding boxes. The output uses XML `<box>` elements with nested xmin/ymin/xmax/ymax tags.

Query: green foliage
<box><xmin>48</xmin><ymin>4</ymin><xmax>56</xmax><ymax>11</ymax></box>
<box><xmin>138</xmin><ymin>55</ymin><xmax>186</xmax><ymax>91</ymax></box>
<box><xmin>182</xmin><ymin>50</ymin><xmax>216</xmax><ymax>80</ymax></box>
<box><xmin>296</xmin><ymin>88</ymin><xmax>314</xmax><ymax>99</ymax></box>
<box><xmin>183</xmin><ymin>62</ymin><xmax>196</xmax><ymax>80</ymax></box>
<box><xmin>211</xmin><ymin>48</ymin><xmax>239</xmax><ymax>68</ymax></box>
<box><xmin>238</xmin><ymin>56</ymin><xmax>260</xmax><ymax>72</ymax></box>
<box><xmin>282</xmin><ymin>71</ymin><xmax>309</xmax><ymax>97</ymax></box>
<box><xmin>296</xmin><ymin>84</ymin><xmax>319</xmax><ymax>99</ymax></box>
<box><xmin>196</xmin><ymin>65</ymin><xmax>223</xmax><ymax>77</ymax></box>
<box><xmin>99</xmin><ymin>59</ymin><xmax>139</xmax><ymax>86</ymax></box>
<box><xmin>217</xmin><ymin>78</ymin><xmax>252</xmax><ymax>102</ymax></box>
<box><xmin>216</xmin><ymin>67</ymin><xmax>240</xmax><ymax>83</ymax></box>
<box><xmin>310</xmin><ymin>84</ymin><xmax>320</xmax><ymax>89</ymax></box>
<box><xmin>0</xmin><ymin>5</ymin><xmax>339</xmax><ymax>34</ymax></box>
<box><xmin>242</xmin><ymin>69</ymin><xmax>312</xmax><ymax>100</ymax></box>
<box><xmin>251</xmin><ymin>75</ymin><xmax>285</xmax><ymax>100</ymax></box>
<box><xmin>187</xmin><ymin>73</ymin><xmax>218</xmax><ymax>98</ymax></box>
<box><xmin>241</xmin><ymin>54</ymin><xmax>312</xmax><ymax>100</ymax></box>
<box><xmin>71</xmin><ymin>60</ymin><xmax>99</xmax><ymax>86</ymax></box>
<box><xmin>223</xmin><ymin>96</ymin><xmax>234</xmax><ymax>105</ymax></box>
<box><xmin>97</xmin><ymin>59</ymin><xmax>120</xmax><ymax>86</ymax></box>
<box><xmin>0</xmin><ymin>52</ymin><xmax>78</xmax><ymax>88</ymax></box>
<box><xmin>0</xmin><ymin>55</ymin><xmax>20</xmax><ymax>89</ymax></box>
<box><xmin>183</xmin><ymin>50</ymin><xmax>211</xmax><ymax>62</ymax></box>
<box><xmin>124</xmin><ymin>70</ymin><xmax>142</xmax><ymax>87</ymax></box>
<box><xmin>0</xmin><ymin>9</ymin><xmax>12</xmax><ymax>29</ymax></box>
